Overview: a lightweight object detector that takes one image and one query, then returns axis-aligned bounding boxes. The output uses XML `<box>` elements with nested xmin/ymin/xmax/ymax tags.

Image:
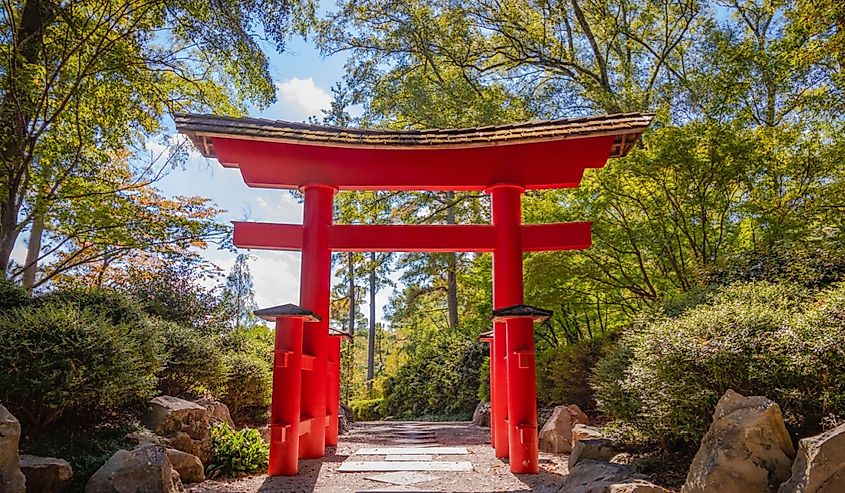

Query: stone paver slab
<box><xmin>363</xmin><ymin>472</ymin><xmax>440</xmax><ymax>485</ymax></box>
<box><xmin>355</xmin><ymin>447</ymin><xmax>468</xmax><ymax>455</ymax></box>
<box><xmin>384</xmin><ymin>455</ymin><xmax>433</xmax><ymax>461</ymax></box>
<box><xmin>339</xmin><ymin>461</ymin><xmax>473</xmax><ymax>472</ymax></box>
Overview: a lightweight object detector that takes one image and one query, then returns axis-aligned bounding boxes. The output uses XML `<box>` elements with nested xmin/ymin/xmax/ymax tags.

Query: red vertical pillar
<box><xmin>269</xmin><ymin>316</ymin><xmax>303</xmax><ymax>475</ymax></box>
<box><xmin>489</xmin><ymin>184</ymin><xmax>539</xmax><ymax>474</ymax></box>
<box><xmin>299</xmin><ymin>185</ymin><xmax>335</xmax><ymax>459</ymax></box>
<box><xmin>492</xmin><ymin>321</ymin><xmax>509</xmax><ymax>457</ymax></box>
<box><xmin>257</xmin><ymin>304</ymin><xmax>320</xmax><ymax>476</ymax></box>
<box><xmin>325</xmin><ymin>334</ymin><xmax>342</xmax><ymax>446</ymax></box>
<box><xmin>480</xmin><ymin>333</ymin><xmax>495</xmax><ymax>447</ymax></box>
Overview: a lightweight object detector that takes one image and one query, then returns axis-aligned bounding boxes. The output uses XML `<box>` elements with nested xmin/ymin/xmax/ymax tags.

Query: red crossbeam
<box><xmin>233</xmin><ymin>221</ymin><xmax>591</xmax><ymax>253</ymax></box>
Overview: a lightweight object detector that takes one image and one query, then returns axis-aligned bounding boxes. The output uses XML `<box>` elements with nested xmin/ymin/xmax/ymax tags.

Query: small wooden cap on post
<box><xmin>329</xmin><ymin>327</ymin><xmax>353</xmax><ymax>341</ymax></box>
<box><xmin>491</xmin><ymin>304</ymin><xmax>553</xmax><ymax>323</ymax></box>
<box><xmin>254</xmin><ymin>303</ymin><xmax>321</xmax><ymax>322</ymax></box>
<box><xmin>478</xmin><ymin>329</ymin><xmax>494</xmax><ymax>342</ymax></box>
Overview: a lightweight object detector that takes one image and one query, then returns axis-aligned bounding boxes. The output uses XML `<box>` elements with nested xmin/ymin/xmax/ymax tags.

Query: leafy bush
<box><xmin>477</xmin><ymin>356</ymin><xmax>490</xmax><ymax>402</ymax></box>
<box><xmin>350</xmin><ymin>398</ymin><xmax>385</xmax><ymax>421</ymax></box>
<box><xmin>36</xmin><ymin>288</ymin><xmax>149</xmax><ymax>327</ymax></box>
<box><xmin>206</xmin><ymin>423</ymin><xmax>268</xmax><ymax>478</ymax></box>
<box><xmin>592</xmin><ymin>282</ymin><xmax>845</xmax><ymax>444</ymax></box>
<box><xmin>382</xmin><ymin>335</ymin><xmax>485</xmax><ymax>420</ymax></box>
<box><xmin>157</xmin><ymin>321</ymin><xmax>227</xmax><ymax>397</ymax></box>
<box><xmin>220</xmin><ymin>352</ymin><xmax>272</xmax><ymax>422</ymax></box>
<box><xmin>536</xmin><ymin>337</ymin><xmax>609</xmax><ymax>411</ymax></box>
<box><xmin>0</xmin><ymin>301</ymin><xmax>162</xmax><ymax>434</ymax></box>
<box><xmin>0</xmin><ymin>278</ymin><xmax>29</xmax><ymax>310</ymax></box>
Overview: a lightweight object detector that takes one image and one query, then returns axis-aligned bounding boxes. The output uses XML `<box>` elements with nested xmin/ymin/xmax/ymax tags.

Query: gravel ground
<box><xmin>188</xmin><ymin>421</ymin><xmax>569</xmax><ymax>493</ymax></box>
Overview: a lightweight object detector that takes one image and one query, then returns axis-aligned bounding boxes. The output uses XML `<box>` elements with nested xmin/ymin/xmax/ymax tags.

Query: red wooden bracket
<box><xmin>273</xmin><ymin>350</ymin><xmax>293</xmax><ymax>368</ymax></box>
<box><xmin>270</xmin><ymin>422</ymin><xmax>291</xmax><ymax>443</ymax></box>
<box><xmin>299</xmin><ymin>417</ymin><xmax>314</xmax><ymax>436</ymax></box>
<box><xmin>301</xmin><ymin>354</ymin><xmax>316</xmax><ymax>371</ymax></box>
<box><xmin>515</xmin><ymin>350</ymin><xmax>534</xmax><ymax>369</ymax></box>
<box><xmin>516</xmin><ymin>423</ymin><xmax>537</xmax><ymax>445</ymax></box>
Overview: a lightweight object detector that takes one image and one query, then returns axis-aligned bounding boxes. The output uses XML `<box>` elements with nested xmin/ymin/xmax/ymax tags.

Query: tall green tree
<box><xmin>223</xmin><ymin>253</ymin><xmax>257</xmax><ymax>329</ymax></box>
<box><xmin>0</xmin><ymin>0</ymin><xmax>314</xmax><ymax>282</ymax></box>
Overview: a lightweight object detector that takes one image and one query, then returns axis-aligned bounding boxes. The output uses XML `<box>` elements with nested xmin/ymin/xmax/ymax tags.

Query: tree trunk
<box><xmin>0</xmin><ymin>0</ymin><xmax>52</xmax><ymax>276</ymax></box>
<box><xmin>445</xmin><ymin>192</ymin><xmax>459</xmax><ymax>329</ymax></box>
<box><xmin>367</xmin><ymin>251</ymin><xmax>376</xmax><ymax>392</ymax></box>
<box><xmin>21</xmin><ymin>207</ymin><xmax>44</xmax><ymax>289</ymax></box>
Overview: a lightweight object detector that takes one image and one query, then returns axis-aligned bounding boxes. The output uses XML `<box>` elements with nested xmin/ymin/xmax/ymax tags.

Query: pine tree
<box><xmin>223</xmin><ymin>253</ymin><xmax>257</xmax><ymax>329</ymax></box>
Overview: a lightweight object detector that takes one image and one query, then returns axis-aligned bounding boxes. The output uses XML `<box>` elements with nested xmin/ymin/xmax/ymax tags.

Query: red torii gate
<box><xmin>176</xmin><ymin>112</ymin><xmax>652</xmax><ymax>476</ymax></box>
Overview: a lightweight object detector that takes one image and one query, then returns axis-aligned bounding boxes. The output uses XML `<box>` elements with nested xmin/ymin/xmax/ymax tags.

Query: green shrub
<box><xmin>591</xmin><ymin>282</ymin><xmax>845</xmax><ymax>444</ymax></box>
<box><xmin>36</xmin><ymin>288</ymin><xmax>149</xmax><ymax>327</ymax></box>
<box><xmin>536</xmin><ymin>337</ymin><xmax>608</xmax><ymax>411</ymax></box>
<box><xmin>0</xmin><ymin>301</ymin><xmax>162</xmax><ymax>434</ymax></box>
<box><xmin>477</xmin><ymin>356</ymin><xmax>490</xmax><ymax>402</ymax></box>
<box><xmin>206</xmin><ymin>423</ymin><xmax>268</xmax><ymax>478</ymax></box>
<box><xmin>382</xmin><ymin>335</ymin><xmax>485</xmax><ymax>420</ymax></box>
<box><xmin>221</xmin><ymin>352</ymin><xmax>272</xmax><ymax>422</ymax></box>
<box><xmin>157</xmin><ymin>321</ymin><xmax>227</xmax><ymax>397</ymax></box>
<box><xmin>0</xmin><ymin>278</ymin><xmax>29</xmax><ymax>310</ymax></box>
<box><xmin>350</xmin><ymin>398</ymin><xmax>385</xmax><ymax>421</ymax></box>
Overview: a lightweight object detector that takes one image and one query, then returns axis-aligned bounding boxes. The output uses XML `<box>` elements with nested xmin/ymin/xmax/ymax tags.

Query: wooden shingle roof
<box><xmin>175</xmin><ymin>112</ymin><xmax>653</xmax><ymax>158</ymax></box>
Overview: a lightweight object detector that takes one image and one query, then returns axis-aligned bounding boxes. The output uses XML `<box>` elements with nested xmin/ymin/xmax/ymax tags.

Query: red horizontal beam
<box><xmin>233</xmin><ymin>221</ymin><xmax>591</xmax><ymax>253</ymax></box>
<box><xmin>213</xmin><ymin>135</ymin><xmax>615</xmax><ymax>191</ymax></box>
<box><xmin>332</xmin><ymin>224</ymin><xmax>496</xmax><ymax>252</ymax></box>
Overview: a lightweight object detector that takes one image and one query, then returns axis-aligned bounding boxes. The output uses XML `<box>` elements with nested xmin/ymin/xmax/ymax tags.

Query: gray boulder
<box><xmin>540</xmin><ymin>404</ymin><xmax>590</xmax><ymax>454</ymax></box>
<box><xmin>779</xmin><ymin>422</ymin><xmax>845</xmax><ymax>492</ymax></box>
<box><xmin>164</xmin><ymin>449</ymin><xmax>204</xmax><ymax>484</ymax></box>
<box><xmin>560</xmin><ymin>459</ymin><xmax>668</xmax><ymax>493</ymax></box>
<box><xmin>0</xmin><ymin>404</ymin><xmax>26</xmax><ymax>493</ymax></box>
<box><xmin>85</xmin><ymin>445</ymin><xmax>184</xmax><ymax>493</ymax></box>
<box><xmin>19</xmin><ymin>455</ymin><xmax>72</xmax><ymax>493</ymax></box>
<box><xmin>472</xmin><ymin>402</ymin><xmax>491</xmax><ymax>427</ymax></box>
<box><xmin>193</xmin><ymin>398</ymin><xmax>234</xmax><ymax>428</ymax></box>
<box><xmin>142</xmin><ymin>396</ymin><xmax>211</xmax><ymax>463</ymax></box>
<box><xmin>572</xmin><ymin>424</ymin><xmax>604</xmax><ymax>447</ymax></box>
<box><xmin>569</xmin><ymin>439</ymin><xmax>617</xmax><ymax>469</ymax></box>
<box><xmin>683</xmin><ymin>389</ymin><xmax>795</xmax><ymax>493</ymax></box>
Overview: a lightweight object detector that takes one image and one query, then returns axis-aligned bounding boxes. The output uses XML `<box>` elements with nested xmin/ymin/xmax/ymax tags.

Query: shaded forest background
<box><xmin>1</xmin><ymin>0</ymin><xmax>844</xmax><ymax>489</ymax></box>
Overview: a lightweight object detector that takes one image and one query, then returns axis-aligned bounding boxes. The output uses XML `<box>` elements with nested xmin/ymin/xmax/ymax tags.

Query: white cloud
<box><xmin>270</xmin><ymin>78</ymin><xmax>332</xmax><ymax>122</ymax></box>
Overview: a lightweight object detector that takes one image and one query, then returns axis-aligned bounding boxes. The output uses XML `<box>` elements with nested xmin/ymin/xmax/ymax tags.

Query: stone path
<box><xmin>188</xmin><ymin>421</ymin><xmax>569</xmax><ymax>492</ymax></box>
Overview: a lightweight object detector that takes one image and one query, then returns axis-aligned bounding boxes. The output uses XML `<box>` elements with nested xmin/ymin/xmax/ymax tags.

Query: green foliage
<box><xmin>121</xmin><ymin>262</ymin><xmax>233</xmax><ymax>334</ymax></box>
<box><xmin>703</xmin><ymin>239</ymin><xmax>845</xmax><ymax>290</ymax></box>
<box><xmin>592</xmin><ymin>282</ymin><xmax>845</xmax><ymax>444</ymax></box>
<box><xmin>220</xmin><ymin>351</ymin><xmax>272</xmax><ymax>423</ymax></box>
<box><xmin>0</xmin><ymin>277</ymin><xmax>29</xmax><ymax>310</ymax></box>
<box><xmin>382</xmin><ymin>335</ymin><xmax>485</xmax><ymax>420</ymax></box>
<box><xmin>0</xmin><ymin>300</ymin><xmax>162</xmax><ymax>434</ymax></box>
<box><xmin>350</xmin><ymin>398</ymin><xmax>386</xmax><ymax>421</ymax></box>
<box><xmin>477</xmin><ymin>357</ymin><xmax>490</xmax><ymax>402</ymax></box>
<box><xmin>536</xmin><ymin>337</ymin><xmax>609</xmax><ymax>411</ymax></box>
<box><xmin>157</xmin><ymin>321</ymin><xmax>227</xmax><ymax>397</ymax></box>
<box><xmin>206</xmin><ymin>423</ymin><xmax>269</xmax><ymax>479</ymax></box>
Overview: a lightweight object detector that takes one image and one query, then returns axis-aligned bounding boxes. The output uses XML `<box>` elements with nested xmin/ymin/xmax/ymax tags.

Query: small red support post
<box><xmin>299</xmin><ymin>185</ymin><xmax>335</xmax><ymax>459</ymax></box>
<box><xmin>493</xmin><ymin>305</ymin><xmax>551</xmax><ymax>474</ymax></box>
<box><xmin>255</xmin><ymin>304</ymin><xmax>320</xmax><ymax>476</ymax></box>
<box><xmin>478</xmin><ymin>330</ymin><xmax>495</xmax><ymax>447</ymax></box>
<box><xmin>326</xmin><ymin>328</ymin><xmax>352</xmax><ymax>446</ymax></box>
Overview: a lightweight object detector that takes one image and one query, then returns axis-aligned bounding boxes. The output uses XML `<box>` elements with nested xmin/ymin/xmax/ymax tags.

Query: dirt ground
<box><xmin>187</xmin><ymin>421</ymin><xmax>570</xmax><ymax>493</ymax></box>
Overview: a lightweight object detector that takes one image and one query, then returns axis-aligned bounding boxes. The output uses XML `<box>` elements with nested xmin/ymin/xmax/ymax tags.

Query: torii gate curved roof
<box><xmin>175</xmin><ymin>112</ymin><xmax>653</xmax><ymax>191</ymax></box>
